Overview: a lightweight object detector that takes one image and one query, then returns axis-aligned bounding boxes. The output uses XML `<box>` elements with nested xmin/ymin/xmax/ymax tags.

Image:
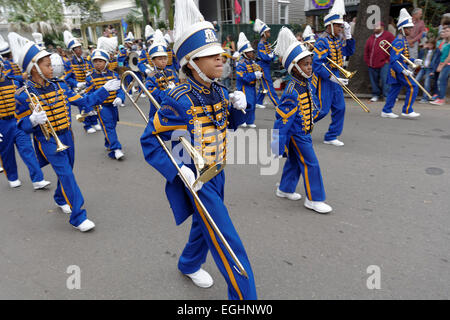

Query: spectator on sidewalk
<box><xmin>407</xmin><ymin>8</ymin><xmax>425</xmax><ymax>60</ymax></box>
<box><xmin>364</xmin><ymin>21</ymin><xmax>395</xmax><ymax>102</ymax></box>
<box><xmin>430</xmin><ymin>25</ymin><xmax>450</xmax><ymax>106</ymax></box>
<box><xmin>416</xmin><ymin>38</ymin><xmax>440</xmax><ymax>103</ymax></box>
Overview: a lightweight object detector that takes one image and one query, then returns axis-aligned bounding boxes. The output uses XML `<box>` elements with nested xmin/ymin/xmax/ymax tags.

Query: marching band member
<box><xmin>105</xmin><ymin>36</ymin><xmax>119</xmax><ymax>73</ymax></box>
<box><xmin>144</xmin><ymin>30</ymin><xmax>179</xmax><ymax>117</ymax></box>
<box><xmin>235</xmin><ymin>32</ymin><xmax>261</xmax><ymax>128</ymax></box>
<box><xmin>140</xmin><ymin>0</ymin><xmax>257</xmax><ymax>300</ymax></box>
<box><xmin>382</xmin><ymin>9</ymin><xmax>421</xmax><ymax>119</ymax></box>
<box><xmin>302</xmin><ymin>25</ymin><xmax>316</xmax><ymax>50</ymax></box>
<box><xmin>272</xmin><ymin>27</ymin><xmax>332</xmax><ymax>214</ymax></box>
<box><xmin>85</xmin><ymin>47</ymin><xmax>125</xmax><ymax>160</ymax></box>
<box><xmin>311</xmin><ymin>0</ymin><xmax>355</xmax><ymax>147</ymax></box>
<box><xmin>0</xmin><ymin>57</ymin><xmax>50</xmax><ymax>189</ymax></box>
<box><xmin>118</xmin><ymin>32</ymin><xmax>137</xmax><ymax>100</ymax></box>
<box><xmin>164</xmin><ymin>33</ymin><xmax>180</xmax><ymax>75</ymax></box>
<box><xmin>138</xmin><ymin>25</ymin><xmax>155</xmax><ymax>79</ymax></box>
<box><xmin>10</xmin><ymin>32</ymin><xmax>121</xmax><ymax>231</ymax></box>
<box><xmin>64</xmin><ymin>30</ymin><xmax>100</xmax><ymax>133</ymax></box>
<box><xmin>0</xmin><ymin>35</ymin><xmax>26</xmax><ymax>86</ymax></box>
<box><xmin>254</xmin><ymin>18</ymin><xmax>280</xmax><ymax>108</ymax></box>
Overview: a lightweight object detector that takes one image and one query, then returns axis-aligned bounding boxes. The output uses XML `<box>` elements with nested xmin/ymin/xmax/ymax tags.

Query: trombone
<box><xmin>23</xmin><ymin>87</ymin><xmax>69</xmax><ymax>152</ymax></box>
<box><xmin>327</xmin><ymin>58</ymin><xmax>357</xmax><ymax>79</ymax></box>
<box><xmin>120</xmin><ymin>70</ymin><xmax>249</xmax><ymax>279</ymax></box>
<box><xmin>322</xmin><ymin>63</ymin><xmax>370</xmax><ymax>113</ymax></box>
<box><xmin>379</xmin><ymin>40</ymin><xmax>432</xmax><ymax>99</ymax></box>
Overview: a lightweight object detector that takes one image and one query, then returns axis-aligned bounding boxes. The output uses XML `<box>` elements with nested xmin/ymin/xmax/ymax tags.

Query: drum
<box><xmin>50</xmin><ymin>53</ymin><xmax>65</xmax><ymax>79</ymax></box>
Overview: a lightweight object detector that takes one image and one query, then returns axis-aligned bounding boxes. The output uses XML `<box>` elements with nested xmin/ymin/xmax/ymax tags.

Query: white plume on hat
<box><xmin>397</xmin><ymin>8</ymin><xmax>414</xmax><ymax>29</ymax></box>
<box><xmin>32</xmin><ymin>32</ymin><xmax>45</xmax><ymax>48</ymax></box>
<box><xmin>148</xmin><ymin>30</ymin><xmax>167</xmax><ymax>58</ymax></box>
<box><xmin>237</xmin><ymin>32</ymin><xmax>253</xmax><ymax>54</ymax></box>
<box><xmin>98</xmin><ymin>36</ymin><xmax>118</xmax><ymax>54</ymax></box>
<box><xmin>253</xmin><ymin>18</ymin><xmax>270</xmax><ymax>35</ymax></box>
<box><xmin>303</xmin><ymin>25</ymin><xmax>315</xmax><ymax>43</ymax></box>
<box><xmin>164</xmin><ymin>33</ymin><xmax>173</xmax><ymax>44</ymax></box>
<box><xmin>173</xmin><ymin>0</ymin><xmax>205</xmax><ymax>42</ymax></box>
<box><xmin>0</xmin><ymin>35</ymin><xmax>11</xmax><ymax>54</ymax></box>
<box><xmin>324</xmin><ymin>0</ymin><xmax>346</xmax><ymax>27</ymax></box>
<box><xmin>63</xmin><ymin>30</ymin><xmax>81</xmax><ymax>49</ymax></box>
<box><xmin>125</xmin><ymin>32</ymin><xmax>135</xmax><ymax>42</ymax></box>
<box><xmin>7</xmin><ymin>32</ymin><xmax>51</xmax><ymax>74</ymax></box>
<box><xmin>145</xmin><ymin>25</ymin><xmax>155</xmax><ymax>41</ymax></box>
<box><xmin>275</xmin><ymin>27</ymin><xmax>312</xmax><ymax>75</ymax></box>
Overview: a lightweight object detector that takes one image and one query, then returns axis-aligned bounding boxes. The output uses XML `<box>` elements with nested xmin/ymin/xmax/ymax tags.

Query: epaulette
<box><xmin>168</xmin><ymin>83</ymin><xmax>191</xmax><ymax>100</ymax></box>
<box><xmin>286</xmin><ymin>81</ymin><xmax>296</xmax><ymax>95</ymax></box>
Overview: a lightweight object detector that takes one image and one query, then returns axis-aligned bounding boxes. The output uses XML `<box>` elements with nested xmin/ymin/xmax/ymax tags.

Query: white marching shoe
<box><xmin>323</xmin><ymin>139</ymin><xmax>344</xmax><ymax>147</ymax></box>
<box><xmin>33</xmin><ymin>180</ymin><xmax>51</xmax><ymax>190</ymax></box>
<box><xmin>184</xmin><ymin>268</ymin><xmax>214</xmax><ymax>288</ymax></box>
<box><xmin>240</xmin><ymin>122</ymin><xmax>247</xmax><ymax>128</ymax></box>
<box><xmin>114</xmin><ymin>149</ymin><xmax>124</xmax><ymax>160</ymax></box>
<box><xmin>9</xmin><ymin>179</ymin><xmax>21</xmax><ymax>188</ymax></box>
<box><xmin>86</xmin><ymin>127</ymin><xmax>96</xmax><ymax>134</ymax></box>
<box><xmin>256</xmin><ymin>104</ymin><xmax>266</xmax><ymax>109</ymax></box>
<box><xmin>401</xmin><ymin>112</ymin><xmax>420</xmax><ymax>118</ymax></box>
<box><xmin>57</xmin><ymin>203</ymin><xmax>72</xmax><ymax>214</ymax></box>
<box><xmin>93</xmin><ymin>124</ymin><xmax>102</xmax><ymax>131</ymax></box>
<box><xmin>276</xmin><ymin>188</ymin><xmax>302</xmax><ymax>201</ymax></box>
<box><xmin>247</xmin><ymin>124</ymin><xmax>256</xmax><ymax>128</ymax></box>
<box><xmin>74</xmin><ymin>219</ymin><xmax>95</xmax><ymax>232</ymax></box>
<box><xmin>304</xmin><ymin>199</ymin><xmax>333</xmax><ymax>214</ymax></box>
<box><xmin>0</xmin><ymin>166</ymin><xmax>3</xmax><ymax>173</ymax></box>
<box><xmin>381</xmin><ymin>111</ymin><xmax>399</xmax><ymax>118</ymax></box>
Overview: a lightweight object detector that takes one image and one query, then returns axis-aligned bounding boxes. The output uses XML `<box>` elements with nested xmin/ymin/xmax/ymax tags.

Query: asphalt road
<box><xmin>0</xmin><ymin>95</ymin><xmax>449</xmax><ymax>299</ymax></box>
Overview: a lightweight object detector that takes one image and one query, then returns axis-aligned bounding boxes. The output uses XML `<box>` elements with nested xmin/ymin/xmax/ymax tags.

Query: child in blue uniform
<box><xmin>235</xmin><ymin>32</ymin><xmax>262</xmax><ymax>128</ymax></box>
<box><xmin>140</xmin><ymin>0</ymin><xmax>257</xmax><ymax>300</ymax></box>
<box><xmin>311</xmin><ymin>0</ymin><xmax>355</xmax><ymax>147</ymax></box>
<box><xmin>144</xmin><ymin>30</ymin><xmax>179</xmax><ymax>117</ymax></box>
<box><xmin>0</xmin><ymin>57</ymin><xmax>50</xmax><ymax>189</ymax></box>
<box><xmin>381</xmin><ymin>8</ymin><xmax>421</xmax><ymax>119</ymax></box>
<box><xmin>85</xmin><ymin>48</ymin><xmax>125</xmax><ymax>160</ymax></box>
<box><xmin>10</xmin><ymin>32</ymin><xmax>121</xmax><ymax>232</ymax></box>
<box><xmin>272</xmin><ymin>27</ymin><xmax>332</xmax><ymax>214</ymax></box>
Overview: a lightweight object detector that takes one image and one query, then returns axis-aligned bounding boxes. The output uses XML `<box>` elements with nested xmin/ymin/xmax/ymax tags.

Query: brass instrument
<box><xmin>156</xmin><ymin>69</ymin><xmax>175</xmax><ymax>90</ymax></box>
<box><xmin>24</xmin><ymin>87</ymin><xmax>69</xmax><ymax>152</ymax></box>
<box><xmin>120</xmin><ymin>70</ymin><xmax>248</xmax><ymax>279</ymax></box>
<box><xmin>118</xmin><ymin>51</ymin><xmax>140</xmax><ymax>77</ymax></box>
<box><xmin>379</xmin><ymin>40</ymin><xmax>432</xmax><ymax>99</ymax></box>
<box><xmin>322</xmin><ymin>63</ymin><xmax>370</xmax><ymax>113</ymax></box>
<box><xmin>254</xmin><ymin>63</ymin><xmax>268</xmax><ymax>94</ymax></box>
<box><xmin>327</xmin><ymin>58</ymin><xmax>357</xmax><ymax>79</ymax></box>
<box><xmin>75</xmin><ymin>106</ymin><xmax>102</xmax><ymax>123</ymax></box>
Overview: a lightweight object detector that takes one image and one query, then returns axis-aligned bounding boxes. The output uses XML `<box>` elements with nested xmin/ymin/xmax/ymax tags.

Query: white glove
<box><xmin>414</xmin><ymin>59</ymin><xmax>423</xmax><ymax>67</ymax></box>
<box><xmin>145</xmin><ymin>69</ymin><xmax>152</xmax><ymax>77</ymax></box>
<box><xmin>232</xmin><ymin>51</ymin><xmax>240</xmax><ymax>59</ymax></box>
<box><xmin>76</xmin><ymin>82</ymin><xmax>86</xmax><ymax>90</ymax></box>
<box><xmin>103</xmin><ymin>79</ymin><xmax>121</xmax><ymax>92</ymax></box>
<box><xmin>87</xmin><ymin>110</ymin><xmax>97</xmax><ymax>116</ymax></box>
<box><xmin>167</xmin><ymin>82</ymin><xmax>176</xmax><ymax>90</ymax></box>
<box><xmin>229</xmin><ymin>91</ymin><xmax>247</xmax><ymax>111</ymax></box>
<box><xmin>344</xmin><ymin>22</ymin><xmax>352</xmax><ymax>40</ymax></box>
<box><xmin>402</xmin><ymin>69</ymin><xmax>414</xmax><ymax>78</ymax></box>
<box><xmin>113</xmin><ymin>97</ymin><xmax>122</xmax><ymax>107</ymax></box>
<box><xmin>179</xmin><ymin>165</ymin><xmax>203</xmax><ymax>192</ymax></box>
<box><xmin>254</xmin><ymin>71</ymin><xmax>263</xmax><ymax>80</ymax></box>
<box><xmin>29</xmin><ymin>110</ymin><xmax>48</xmax><ymax>127</ymax></box>
<box><xmin>330</xmin><ymin>76</ymin><xmax>349</xmax><ymax>86</ymax></box>
<box><xmin>0</xmin><ymin>133</ymin><xmax>3</xmax><ymax>143</ymax></box>
<box><xmin>269</xmin><ymin>52</ymin><xmax>275</xmax><ymax>59</ymax></box>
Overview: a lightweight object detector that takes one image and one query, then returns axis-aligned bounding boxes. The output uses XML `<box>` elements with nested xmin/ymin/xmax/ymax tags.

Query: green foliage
<box><xmin>65</xmin><ymin>0</ymin><xmax>101</xmax><ymax>23</ymax></box>
<box><xmin>0</xmin><ymin>0</ymin><xmax>64</xmax><ymax>25</ymax></box>
<box><xmin>421</xmin><ymin>0</ymin><xmax>450</xmax><ymax>26</ymax></box>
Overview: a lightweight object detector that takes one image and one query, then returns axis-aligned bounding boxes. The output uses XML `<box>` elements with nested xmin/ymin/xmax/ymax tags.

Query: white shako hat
<box><xmin>237</xmin><ymin>32</ymin><xmax>254</xmax><ymax>55</ymax></box>
<box><xmin>253</xmin><ymin>18</ymin><xmax>270</xmax><ymax>37</ymax></box>
<box><xmin>173</xmin><ymin>0</ymin><xmax>224</xmax><ymax>83</ymax></box>
<box><xmin>0</xmin><ymin>35</ymin><xmax>11</xmax><ymax>55</ymax></box>
<box><xmin>145</xmin><ymin>25</ymin><xmax>155</xmax><ymax>43</ymax></box>
<box><xmin>274</xmin><ymin>27</ymin><xmax>313</xmax><ymax>77</ymax></box>
<box><xmin>148</xmin><ymin>30</ymin><xmax>168</xmax><ymax>58</ymax></box>
<box><xmin>97</xmin><ymin>35</ymin><xmax>118</xmax><ymax>55</ymax></box>
<box><xmin>324</xmin><ymin>0</ymin><xmax>346</xmax><ymax>27</ymax></box>
<box><xmin>64</xmin><ymin>30</ymin><xmax>82</xmax><ymax>50</ymax></box>
<box><xmin>8</xmin><ymin>32</ymin><xmax>51</xmax><ymax>76</ymax></box>
<box><xmin>303</xmin><ymin>25</ymin><xmax>315</xmax><ymax>43</ymax></box>
<box><xmin>124</xmin><ymin>32</ymin><xmax>135</xmax><ymax>44</ymax></box>
<box><xmin>397</xmin><ymin>8</ymin><xmax>414</xmax><ymax>29</ymax></box>
<box><xmin>32</xmin><ymin>32</ymin><xmax>45</xmax><ymax>49</ymax></box>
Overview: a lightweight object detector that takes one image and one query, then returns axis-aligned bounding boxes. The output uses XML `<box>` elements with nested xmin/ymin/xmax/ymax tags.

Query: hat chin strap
<box><xmin>188</xmin><ymin>60</ymin><xmax>214</xmax><ymax>84</ymax></box>
<box><xmin>33</xmin><ymin>62</ymin><xmax>50</xmax><ymax>82</ymax></box>
<box><xmin>294</xmin><ymin>64</ymin><xmax>312</xmax><ymax>79</ymax></box>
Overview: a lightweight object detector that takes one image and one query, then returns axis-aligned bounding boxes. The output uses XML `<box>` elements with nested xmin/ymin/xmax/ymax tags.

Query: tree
<box><xmin>347</xmin><ymin>0</ymin><xmax>391</xmax><ymax>95</ymax></box>
<box><xmin>65</xmin><ymin>0</ymin><xmax>101</xmax><ymax>23</ymax></box>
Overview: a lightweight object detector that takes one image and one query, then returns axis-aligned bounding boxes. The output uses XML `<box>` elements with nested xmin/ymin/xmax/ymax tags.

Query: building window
<box><xmin>220</xmin><ymin>0</ymin><xmax>233</xmax><ymax>24</ymax></box>
<box><xmin>279</xmin><ymin>1</ymin><xmax>289</xmax><ymax>24</ymax></box>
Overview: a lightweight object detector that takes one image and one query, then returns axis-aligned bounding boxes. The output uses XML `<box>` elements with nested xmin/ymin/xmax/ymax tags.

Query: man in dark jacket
<box><xmin>364</xmin><ymin>22</ymin><xmax>395</xmax><ymax>101</ymax></box>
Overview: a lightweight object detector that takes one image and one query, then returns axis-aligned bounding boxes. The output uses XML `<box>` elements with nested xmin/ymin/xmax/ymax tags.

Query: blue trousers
<box><xmin>314</xmin><ymin>79</ymin><xmax>346</xmax><ymax>142</ymax></box>
<box><xmin>35</xmin><ymin>130</ymin><xmax>87</xmax><ymax>227</ymax></box>
<box><xmin>83</xmin><ymin>114</ymin><xmax>98</xmax><ymax>131</ymax></box>
<box><xmin>97</xmin><ymin>105</ymin><xmax>122</xmax><ymax>158</ymax></box>
<box><xmin>416</xmin><ymin>68</ymin><xmax>434</xmax><ymax>101</ymax></box>
<box><xmin>383</xmin><ymin>73</ymin><xmax>418</xmax><ymax>114</ymax></box>
<box><xmin>242</xmin><ymin>85</ymin><xmax>256</xmax><ymax>125</ymax></box>
<box><xmin>279</xmin><ymin>134</ymin><xmax>326</xmax><ymax>201</ymax></box>
<box><xmin>368</xmin><ymin>64</ymin><xmax>390</xmax><ymax>98</ymax></box>
<box><xmin>256</xmin><ymin>66</ymin><xmax>280</xmax><ymax>106</ymax></box>
<box><xmin>0</xmin><ymin>118</ymin><xmax>43</xmax><ymax>183</ymax></box>
<box><xmin>177</xmin><ymin>171</ymin><xmax>257</xmax><ymax>300</ymax></box>
<box><xmin>436</xmin><ymin>65</ymin><xmax>450</xmax><ymax>99</ymax></box>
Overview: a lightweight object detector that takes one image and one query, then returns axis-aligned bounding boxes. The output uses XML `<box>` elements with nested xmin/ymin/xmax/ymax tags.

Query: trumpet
<box><xmin>120</xmin><ymin>70</ymin><xmax>248</xmax><ymax>279</ymax></box>
<box><xmin>23</xmin><ymin>87</ymin><xmax>69</xmax><ymax>152</ymax></box>
<box><xmin>322</xmin><ymin>63</ymin><xmax>370</xmax><ymax>113</ymax></box>
<box><xmin>156</xmin><ymin>69</ymin><xmax>175</xmax><ymax>90</ymax></box>
<box><xmin>379</xmin><ymin>40</ymin><xmax>432</xmax><ymax>99</ymax></box>
<box><xmin>327</xmin><ymin>58</ymin><xmax>357</xmax><ymax>79</ymax></box>
<box><xmin>75</xmin><ymin>106</ymin><xmax>101</xmax><ymax>123</ymax></box>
